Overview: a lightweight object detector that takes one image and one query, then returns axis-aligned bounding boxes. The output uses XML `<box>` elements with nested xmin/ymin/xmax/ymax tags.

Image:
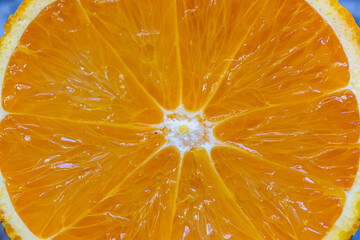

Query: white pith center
<box><xmin>160</xmin><ymin>110</ymin><xmax>215</xmax><ymax>153</ymax></box>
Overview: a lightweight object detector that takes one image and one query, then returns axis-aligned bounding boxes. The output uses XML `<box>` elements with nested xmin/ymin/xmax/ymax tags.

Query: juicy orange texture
<box><xmin>0</xmin><ymin>0</ymin><xmax>359</xmax><ymax>239</ymax></box>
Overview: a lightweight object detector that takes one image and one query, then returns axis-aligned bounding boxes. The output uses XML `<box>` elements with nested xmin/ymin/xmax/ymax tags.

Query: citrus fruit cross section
<box><xmin>0</xmin><ymin>0</ymin><xmax>360</xmax><ymax>239</ymax></box>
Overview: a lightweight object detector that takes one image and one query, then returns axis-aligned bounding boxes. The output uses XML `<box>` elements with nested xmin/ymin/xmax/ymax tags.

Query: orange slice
<box><xmin>0</xmin><ymin>0</ymin><xmax>360</xmax><ymax>239</ymax></box>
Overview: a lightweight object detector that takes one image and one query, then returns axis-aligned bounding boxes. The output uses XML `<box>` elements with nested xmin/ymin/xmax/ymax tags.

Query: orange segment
<box><xmin>172</xmin><ymin>149</ymin><xmax>261</xmax><ymax>239</ymax></box>
<box><xmin>2</xmin><ymin>0</ymin><xmax>164</xmax><ymax>124</ymax></box>
<box><xmin>178</xmin><ymin>0</ymin><xmax>270</xmax><ymax>111</ymax></box>
<box><xmin>202</xmin><ymin>0</ymin><xmax>349</xmax><ymax>121</ymax></box>
<box><xmin>211</xmin><ymin>146</ymin><xmax>346</xmax><ymax>239</ymax></box>
<box><xmin>77</xmin><ymin>0</ymin><xmax>182</xmax><ymax>109</ymax></box>
<box><xmin>52</xmin><ymin>146</ymin><xmax>180</xmax><ymax>240</ymax></box>
<box><xmin>0</xmin><ymin>114</ymin><xmax>165</xmax><ymax>238</ymax></box>
<box><xmin>214</xmin><ymin>90</ymin><xmax>360</xmax><ymax>190</ymax></box>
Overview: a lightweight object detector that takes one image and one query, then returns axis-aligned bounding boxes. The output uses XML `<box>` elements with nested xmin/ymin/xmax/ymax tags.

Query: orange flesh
<box><xmin>0</xmin><ymin>0</ymin><xmax>359</xmax><ymax>239</ymax></box>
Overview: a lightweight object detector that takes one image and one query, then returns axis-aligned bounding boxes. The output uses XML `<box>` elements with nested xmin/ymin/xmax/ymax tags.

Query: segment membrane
<box><xmin>53</xmin><ymin>147</ymin><xmax>180</xmax><ymax>240</ymax></box>
<box><xmin>171</xmin><ymin>149</ymin><xmax>261</xmax><ymax>239</ymax></box>
<box><xmin>2</xmin><ymin>0</ymin><xmax>164</xmax><ymax>124</ymax></box>
<box><xmin>0</xmin><ymin>114</ymin><xmax>165</xmax><ymax>237</ymax></box>
<box><xmin>214</xmin><ymin>90</ymin><xmax>360</xmax><ymax>190</ymax></box>
<box><xmin>212</xmin><ymin>147</ymin><xmax>346</xmax><ymax>239</ymax></box>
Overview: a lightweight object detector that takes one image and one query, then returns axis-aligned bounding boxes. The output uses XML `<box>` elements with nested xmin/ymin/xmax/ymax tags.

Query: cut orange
<box><xmin>0</xmin><ymin>0</ymin><xmax>360</xmax><ymax>239</ymax></box>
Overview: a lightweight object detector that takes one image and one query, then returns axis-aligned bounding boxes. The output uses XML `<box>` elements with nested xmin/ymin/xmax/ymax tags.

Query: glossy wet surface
<box><xmin>0</xmin><ymin>0</ymin><xmax>359</xmax><ymax>239</ymax></box>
